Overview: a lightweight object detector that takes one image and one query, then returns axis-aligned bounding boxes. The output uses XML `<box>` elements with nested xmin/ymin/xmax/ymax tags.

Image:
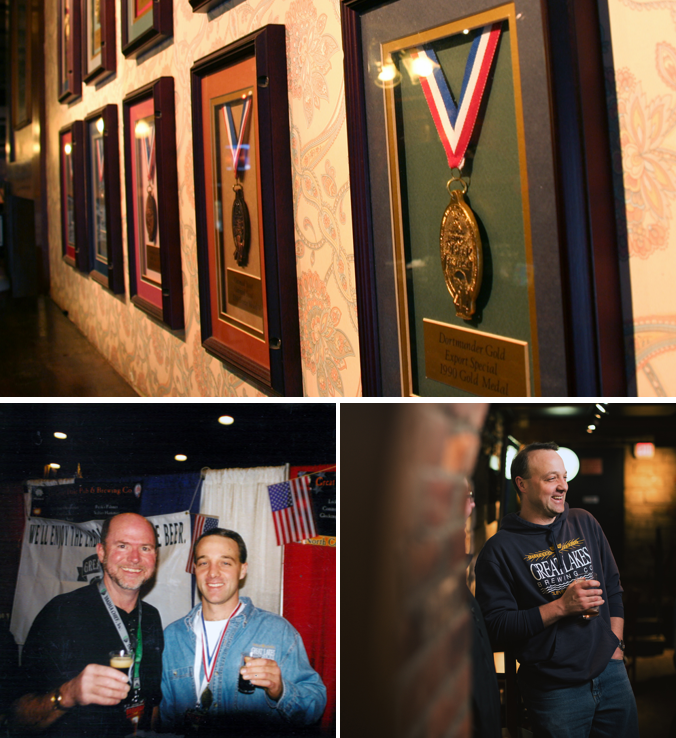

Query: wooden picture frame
<box><xmin>191</xmin><ymin>24</ymin><xmax>302</xmax><ymax>396</ymax></box>
<box><xmin>189</xmin><ymin>0</ymin><xmax>224</xmax><ymax>11</ymax></box>
<box><xmin>82</xmin><ymin>0</ymin><xmax>116</xmax><ymax>84</ymax></box>
<box><xmin>59</xmin><ymin>121</ymin><xmax>89</xmax><ymax>272</ymax></box>
<box><xmin>11</xmin><ymin>0</ymin><xmax>32</xmax><ymax>129</ymax></box>
<box><xmin>341</xmin><ymin>0</ymin><xmax>626</xmax><ymax>397</ymax></box>
<box><xmin>123</xmin><ymin>77</ymin><xmax>184</xmax><ymax>330</ymax></box>
<box><xmin>58</xmin><ymin>0</ymin><xmax>82</xmax><ymax>104</ymax></box>
<box><xmin>85</xmin><ymin>104</ymin><xmax>124</xmax><ymax>294</ymax></box>
<box><xmin>121</xmin><ymin>0</ymin><xmax>172</xmax><ymax>59</ymax></box>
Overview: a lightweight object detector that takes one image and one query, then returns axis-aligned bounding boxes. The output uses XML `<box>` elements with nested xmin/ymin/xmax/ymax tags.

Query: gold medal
<box><xmin>232</xmin><ymin>182</ymin><xmax>251</xmax><ymax>267</ymax></box>
<box><xmin>200</xmin><ymin>686</ymin><xmax>213</xmax><ymax>709</ymax></box>
<box><xmin>145</xmin><ymin>190</ymin><xmax>157</xmax><ymax>243</ymax></box>
<box><xmin>439</xmin><ymin>179</ymin><xmax>482</xmax><ymax>320</ymax></box>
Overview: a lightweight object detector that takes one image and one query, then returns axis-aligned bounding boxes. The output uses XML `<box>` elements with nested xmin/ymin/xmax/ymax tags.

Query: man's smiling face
<box><xmin>516</xmin><ymin>449</ymin><xmax>568</xmax><ymax>524</ymax></box>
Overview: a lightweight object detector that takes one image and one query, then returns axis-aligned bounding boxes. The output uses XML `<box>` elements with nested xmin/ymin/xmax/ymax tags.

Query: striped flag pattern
<box><xmin>267</xmin><ymin>476</ymin><xmax>317</xmax><ymax>546</ymax></box>
<box><xmin>185</xmin><ymin>513</ymin><xmax>220</xmax><ymax>574</ymax></box>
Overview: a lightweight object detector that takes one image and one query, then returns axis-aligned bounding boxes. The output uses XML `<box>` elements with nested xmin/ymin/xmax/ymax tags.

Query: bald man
<box><xmin>11</xmin><ymin>513</ymin><xmax>164</xmax><ymax>737</ymax></box>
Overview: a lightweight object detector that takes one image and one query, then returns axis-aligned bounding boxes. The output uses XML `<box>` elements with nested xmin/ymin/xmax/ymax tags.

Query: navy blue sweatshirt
<box><xmin>475</xmin><ymin>504</ymin><xmax>623</xmax><ymax>690</ymax></box>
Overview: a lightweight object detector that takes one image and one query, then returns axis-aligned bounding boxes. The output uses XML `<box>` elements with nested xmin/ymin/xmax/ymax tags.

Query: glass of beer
<box><xmin>109</xmin><ymin>649</ymin><xmax>134</xmax><ymax>679</ymax></box>
<box><xmin>238</xmin><ymin>653</ymin><xmax>255</xmax><ymax>694</ymax></box>
<box><xmin>582</xmin><ymin>572</ymin><xmax>600</xmax><ymax>620</ymax></box>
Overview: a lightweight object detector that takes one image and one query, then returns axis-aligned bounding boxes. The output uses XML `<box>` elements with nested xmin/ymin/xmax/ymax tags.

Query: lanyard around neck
<box><xmin>98</xmin><ymin>578</ymin><xmax>143</xmax><ymax>693</ymax></box>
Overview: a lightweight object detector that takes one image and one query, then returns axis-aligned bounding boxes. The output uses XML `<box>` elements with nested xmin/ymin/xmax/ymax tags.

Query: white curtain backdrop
<box><xmin>200</xmin><ymin>465</ymin><xmax>288</xmax><ymax>615</ymax></box>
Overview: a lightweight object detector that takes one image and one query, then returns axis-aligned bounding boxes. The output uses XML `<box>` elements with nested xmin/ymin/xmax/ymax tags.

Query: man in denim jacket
<box><xmin>160</xmin><ymin>528</ymin><xmax>326</xmax><ymax>736</ymax></box>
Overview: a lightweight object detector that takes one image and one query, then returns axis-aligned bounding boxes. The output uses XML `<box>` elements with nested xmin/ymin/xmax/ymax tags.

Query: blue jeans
<box><xmin>518</xmin><ymin>659</ymin><xmax>639</xmax><ymax>738</ymax></box>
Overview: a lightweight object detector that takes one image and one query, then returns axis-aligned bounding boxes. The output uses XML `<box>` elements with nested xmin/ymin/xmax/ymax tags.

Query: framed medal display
<box><xmin>191</xmin><ymin>24</ymin><xmax>302</xmax><ymax>396</ymax></box>
<box><xmin>82</xmin><ymin>0</ymin><xmax>116</xmax><ymax>85</ymax></box>
<box><xmin>85</xmin><ymin>105</ymin><xmax>124</xmax><ymax>294</ymax></box>
<box><xmin>121</xmin><ymin>0</ymin><xmax>172</xmax><ymax>59</ymax></box>
<box><xmin>11</xmin><ymin>0</ymin><xmax>32</xmax><ymax>129</ymax></box>
<box><xmin>123</xmin><ymin>77</ymin><xmax>184</xmax><ymax>330</ymax></box>
<box><xmin>59</xmin><ymin>121</ymin><xmax>89</xmax><ymax>273</ymax></box>
<box><xmin>58</xmin><ymin>0</ymin><xmax>82</xmax><ymax>104</ymax></box>
<box><xmin>341</xmin><ymin>0</ymin><xmax>627</xmax><ymax>397</ymax></box>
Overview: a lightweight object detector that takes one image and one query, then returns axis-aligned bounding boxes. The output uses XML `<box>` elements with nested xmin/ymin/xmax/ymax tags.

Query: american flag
<box><xmin>185</xmin><ymin>513</ymin><xmax>220</xmax><ymax>574</ymax></box>
<box><xmin>267</xmin><ymin>476</ymin><xmax>317</xmax><ymax>546</ymax></box>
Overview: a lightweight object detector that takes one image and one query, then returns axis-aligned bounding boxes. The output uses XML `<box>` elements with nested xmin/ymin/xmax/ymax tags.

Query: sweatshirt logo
<box><xmin>524</xmin><ymin>538</ymin><xmax>594</xmax><ymax>596</ymax></box>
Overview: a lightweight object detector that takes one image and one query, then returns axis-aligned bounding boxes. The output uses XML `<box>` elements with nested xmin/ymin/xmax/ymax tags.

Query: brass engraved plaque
<box><xmin>423</xmin><ymin>318</ymin><xmax>530</xmax><ymax>396</ymax></box>
<box><xmin>226</xmin><ymin>269</ymin><xmax>263</xmax><ymax>317</ymax></box>
<box><xmin>440</xmin><ymin>190</ymin><xmax>482</xmax><ymax>320</ymax></box>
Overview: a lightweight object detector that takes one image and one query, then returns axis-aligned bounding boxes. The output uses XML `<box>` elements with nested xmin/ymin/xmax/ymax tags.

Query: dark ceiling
<box><xmin>492</xmin><ymin>402</ymin><xmax>676</xmax><ymax>447</ymax></box>
<box><xmin>0</xmin><ymin>403</ymin><xmax>335</xmax><ymax>481</ymax></box>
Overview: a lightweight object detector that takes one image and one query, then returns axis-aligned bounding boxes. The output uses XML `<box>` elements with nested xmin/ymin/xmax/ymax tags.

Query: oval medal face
<box><xmin>232</xmin><ymin>188</ymin><xmax>251</xmax><ymax>267</ymax></box>
<box><xmin>439</xmin><ymin>190</ymin><xmax>483</xmax><ymax>319</ymax></box>
<box><xmin>145</xmin><ymin>193</ymin><xmax>158</xmax><ymax>243</ymax></box>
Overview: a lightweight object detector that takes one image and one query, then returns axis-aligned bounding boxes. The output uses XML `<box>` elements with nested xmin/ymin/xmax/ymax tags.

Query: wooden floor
<box><xmin>0</xmin><ymin>295</ymin><xmax>138</xmax><ymax>397</ymax></box>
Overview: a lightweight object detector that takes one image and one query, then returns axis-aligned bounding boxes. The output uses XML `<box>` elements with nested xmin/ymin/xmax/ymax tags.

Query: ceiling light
<box><xmin>587</xmin><ymin>424</ymin><xmax>596</xmax><ymax>431</ymax></box>
<box><xmin>595</xmin><ymin>404</ymin><xmax>607</xmax><ymax>414</ymax></box>
<box><xmin>54</xmin><ymin>432</ymin><xmax>67</xmax><ymax>439</ymax></box>
<box><xmin>218</xmin><ymin>416</ymin><xmax>234</xmax><ymax>425</ymax></box>
<box><xmin>49</xmin><ymin>463</ymin><xmax>61</xmax><ymax>469</ymax></box>
<box><xmin>174</xmin><ymin>454</ymin><xmax>187</xmax><ymax>462</ymax></box>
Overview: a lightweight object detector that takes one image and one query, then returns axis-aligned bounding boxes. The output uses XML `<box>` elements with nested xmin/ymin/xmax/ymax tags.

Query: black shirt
<box><xmin>17</xmin><ymin>579</ymin><xmax>163</xmax><ymax>737</ymax></box>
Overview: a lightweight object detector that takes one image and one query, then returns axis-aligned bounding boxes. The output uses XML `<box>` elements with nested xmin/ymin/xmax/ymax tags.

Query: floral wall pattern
<box><xmin>45</xmin><ymin>0</ymin><xmax>361</xmax><ymax>397</ymax></box>
<box><xmin>607</xmin><ymin>0</ymin><xmax>676</xmax><ymax>396</ymax></box>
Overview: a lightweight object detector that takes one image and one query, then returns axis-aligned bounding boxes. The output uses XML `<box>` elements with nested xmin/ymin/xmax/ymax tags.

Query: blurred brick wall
<box><xmin>343</xmin><ymin>403</ymin><xmax>488</xmax><ymax>738</ymax></box>
<box><xmin>623</xmin><ymin>446</ymin><xmax>676</xmax><ymax>602</ymax></box>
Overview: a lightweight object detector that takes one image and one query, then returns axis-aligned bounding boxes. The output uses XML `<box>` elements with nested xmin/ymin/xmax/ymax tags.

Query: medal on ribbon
<box><xmin>223</xmin><ymin>94</ymin><xmax>253</xmax><ymax>268</ymax></box>
<box><xmin>142</xmin><ymin>122</ymin><xmax>157</xmax><ymax>244</ymax></box>
<box><xmin>197</xmin><ymin>602</ymin><xmax>243</xmax><ymax>711</ymax></box>
<box><xmin>410</xmin><ymin>23</ymin><xmax>501</xmax><ymax>319</ymax></box>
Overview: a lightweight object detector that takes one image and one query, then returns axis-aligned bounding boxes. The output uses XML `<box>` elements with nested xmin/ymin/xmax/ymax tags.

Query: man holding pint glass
<box><xmin>10</xmin><ymin>513</ymin><xmax>163</xmax><ymax>736</ymax></box>
<box><xmin>475</xmin><ymin>443</ymin><xmax>638</xmax><ymax>738</ymax></box>
<box><xmin>160</xmin><ymin>528</ymin><xmax>326</xmax><ymax>736</ymax></box>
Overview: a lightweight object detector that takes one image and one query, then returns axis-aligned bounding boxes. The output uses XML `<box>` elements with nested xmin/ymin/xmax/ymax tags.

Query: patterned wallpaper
<box><xmin>606</xmin><ymin>0</ymin><xmax>676</xmax><ymax>396</ymax></box>
<box><xmin>46</xmin><ymin>0</ymin><xmax>361</xmax><ymax>397</ymax></box>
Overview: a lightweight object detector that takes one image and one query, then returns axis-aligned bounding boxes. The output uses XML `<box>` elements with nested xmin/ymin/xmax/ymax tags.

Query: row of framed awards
<box><xmin>59</xmin><ymin>0</ymin><xmax>228</xmax><ymax>102</ymax></box>
<box><xmin>60</xmin><ymin>26</ymin><xmax>303</xmax><ymax>397</ymax></box>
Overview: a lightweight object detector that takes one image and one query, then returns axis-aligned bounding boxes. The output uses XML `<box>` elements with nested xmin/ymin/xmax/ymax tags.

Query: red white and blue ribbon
<box><xmin>410</xmin><ymin>23</ymin><xmax>501</xmax><ymax>170</ymax></box>
<box><xmin>142</xmin><ymin>122</ymin><xmax>156</xmax><ymax>183</ymax></box>
<box><xmin>222</xmin><ymin>94</ymin><xmax>253</xmax><ymax>175</ymax></box>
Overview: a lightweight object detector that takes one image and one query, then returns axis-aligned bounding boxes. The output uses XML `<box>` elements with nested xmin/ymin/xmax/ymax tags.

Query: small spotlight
<box><xmin>587</xmin><ymin>424</ymin><xmax>596</xmax><ymax>432</ymax></box>
<box><xmin>595</xmin><ymin>404</ymin><xmax>607</xmax><ymax>414</ymax></box>
<box><xmin>175</xmin><ymin>454</ymin><xmax>187</xmax><ymax>462</ymax></box>
<box><xmin>218</xmin><ymin>416</ymin><xmax>234</xmax><ymax>425</ymax></box>
<box><xmin>54</xmin><ymin>432</ymin><xmax>67</xmax><ymax>440</ymax></box>
<box><xmin>49</xmin><ymin>463</ymin><xmax>61</xmax><ymax>469</ymax></box>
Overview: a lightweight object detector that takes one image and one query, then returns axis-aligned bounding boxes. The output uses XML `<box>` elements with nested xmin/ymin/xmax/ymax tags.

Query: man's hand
<box><xmin>241</xmin><ymin>657</ymin><xmax>283</xmax><ymax>701</ymax></box>
<box><xmin>10</xmin><ymin>664</ymin><xmax>130</xmax><ymax>733</ymax></box>
<box><xmin>61</xmin><ymin>664</ymin><xmax>131</xmax><ymax>708</ymax></box>
<box><xmin>539</xmin><ymin>578</ymin><xmax>604</xmax><ymax>627</ymax></box>
<box><xmin>558</xmin><ymin>578</ymin><xmax>604</xmax><ymax>618</ymax></box>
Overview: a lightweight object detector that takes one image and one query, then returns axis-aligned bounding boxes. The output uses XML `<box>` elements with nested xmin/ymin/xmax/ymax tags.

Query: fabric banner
<box><xmin>10</xmin><ymin>511</ymin><xmax>193</xmax><ymax>646</ymax></box>
<box><xmin>27</xmin><ymin>479</ymin><xmax>143</xmax><ymax>522</ymax></box>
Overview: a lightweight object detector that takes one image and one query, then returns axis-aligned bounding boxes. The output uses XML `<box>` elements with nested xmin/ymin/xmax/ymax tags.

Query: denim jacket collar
<box><xmin>182</xmin><ymin>595</ymin><xmax>253</xmax><ymax>634</ymax></box>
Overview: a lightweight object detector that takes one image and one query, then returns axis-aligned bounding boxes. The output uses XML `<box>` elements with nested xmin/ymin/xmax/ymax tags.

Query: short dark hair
<box><xmin>511</xmin><ymin>442</ymin><xmax>560</xmax><ymax>489</ymax></box>
<box><xmin>193</xmin><ymin>528</ymin><xmax>247</xmax><ymax>564</ymax></box>
<box><xmin>99</xmin><ymin>514</ymin><xmax>158</xmax><ymax>548</ymax></box>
